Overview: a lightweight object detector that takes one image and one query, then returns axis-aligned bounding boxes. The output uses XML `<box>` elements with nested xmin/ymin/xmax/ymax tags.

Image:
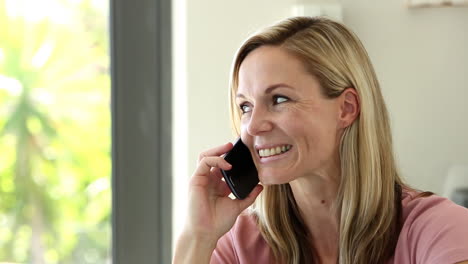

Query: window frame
<box><xmin>110</xmin><ymin>0</ymin><xmax>172</xmax><ymax>262</ymax></box>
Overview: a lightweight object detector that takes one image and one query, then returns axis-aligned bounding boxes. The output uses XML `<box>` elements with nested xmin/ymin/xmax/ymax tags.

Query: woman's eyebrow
<box><xmin>265</xmin><ymin>83</ymin><xmax>293</xmax><ymax>94</ymax></box>
<box><xmin>236</xmin><ymin>83</ymin><xmax>294</xmax><ymax>99</ymax></box>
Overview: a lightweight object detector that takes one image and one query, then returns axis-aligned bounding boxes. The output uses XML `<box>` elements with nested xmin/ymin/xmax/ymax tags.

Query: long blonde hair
<box><xmin>229</xmin><ymin>17</ymin><xmax>406</xmax><ymax>264</ymax></box>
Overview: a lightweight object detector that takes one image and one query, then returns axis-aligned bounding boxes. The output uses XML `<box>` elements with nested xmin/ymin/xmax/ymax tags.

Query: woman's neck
<box><xmin>289</xmin><ymin>170</ymin><xmax>340</xmax><ymax>262</ymax></box>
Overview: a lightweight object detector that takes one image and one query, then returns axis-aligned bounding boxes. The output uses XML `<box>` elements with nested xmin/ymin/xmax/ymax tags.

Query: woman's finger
<box><xmin>211</xmin><ymin>167</ymin><xmax>225</xmax><ymax>180</ymax></box>
<box><xmin>215</xmin><ymin>180</ymin><xmax>232</xmax><ymax>197</ymax></box>
<box><xmin>197</xmin><ymin>142</ymin><xmax>233</xmax><ymax>164</ymax></box>
<box><xmin>210</xmin><ymin>168</ymin><xmax>231</xmax><ymax>196</ymax></box>
<box><xmin>194</xmin><ymin>156</ymin><xmax>232</xmax><ymax>177</ymax></box>
<box><xmin>216</xmin><ymin>168</ymin><xmax>232</xmax><ymax>194</ymax></box>
<box><xmin>236</xmin><ymin>185</ymin><xmax>263</xmax><ymax>212</ymax></box>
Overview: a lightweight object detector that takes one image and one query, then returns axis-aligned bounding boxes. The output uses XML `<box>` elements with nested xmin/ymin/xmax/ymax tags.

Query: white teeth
<box><xmin>269</xmin><ymin>148</ymin><xmax>276</xmax><ymax>155</ymax></box>
<box><xmin>258</xmin><ymin>145</ymin><xmax>291</xmax><ymax>158</ymax></box>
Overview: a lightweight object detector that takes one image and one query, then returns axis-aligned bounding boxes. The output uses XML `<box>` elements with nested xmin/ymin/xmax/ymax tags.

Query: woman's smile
<box><xmin>256</xmin><ymin>144</ymin><xmax>293</xmax><ymax>163</ymax></box>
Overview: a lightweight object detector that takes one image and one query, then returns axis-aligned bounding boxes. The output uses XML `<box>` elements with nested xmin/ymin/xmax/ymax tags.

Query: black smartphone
<box><xmin>221</xmin><ymin>138</ymin><xmax>259</xmax><ymax>200</ymax></box>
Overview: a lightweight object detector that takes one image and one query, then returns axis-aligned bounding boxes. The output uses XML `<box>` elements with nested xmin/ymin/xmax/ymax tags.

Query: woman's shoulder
<box><xmin>394</xmin><ymin>189</ymin><xmax>468</xmax><ymax>263</ymax></box>
<box><xmin>401</xmin><ymin>189</ymin><xmax>468</xmax><ymax>222</ymax></box>
<box><xmin>231</xmin><ymin>210</ymin><xmax>261</xmax><ymax>233</ymax></box>
<box><xmin>223</xmin><ymin>211</ymin><xmax>267</xmax><ymax>248</ymax></box>
<box><xmin>211</xmin><ymin>210</ymin><xmax>274</xmax><ymax>264</ymax></box>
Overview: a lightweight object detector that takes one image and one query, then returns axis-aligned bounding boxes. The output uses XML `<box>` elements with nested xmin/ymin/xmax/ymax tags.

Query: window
<box><xmin>0</xmin><ymin>0</ymin><xmax>111</xmax><ymax>263</ymax></box>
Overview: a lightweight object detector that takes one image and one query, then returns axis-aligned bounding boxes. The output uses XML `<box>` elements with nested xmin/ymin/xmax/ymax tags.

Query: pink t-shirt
<box><xmin>211</xmin><ymin>191</ymin><xmax>468</xmax><ymax>263</ymax></box>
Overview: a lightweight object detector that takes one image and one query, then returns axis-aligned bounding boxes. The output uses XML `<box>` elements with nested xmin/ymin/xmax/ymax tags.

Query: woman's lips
<box><xmin>258</xmin><ymin>144</ymin><xmax>292</xmax><ymax>158</ymax></box>
<box><xmin>257</xmin><ymin>145</ymin><xmax>293</xmax><ymax>163</ymax></box>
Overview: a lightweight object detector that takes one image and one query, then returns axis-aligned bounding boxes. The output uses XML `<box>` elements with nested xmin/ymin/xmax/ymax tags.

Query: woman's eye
<box><xmin>240</xmin><ymin>104</ymin><xmax>252</xmax><ymax>113</ymax></box>
<box><xmin>273</xmin><ymin>95</ymin><xmax>289</xmax><ymax>104</ymax></box>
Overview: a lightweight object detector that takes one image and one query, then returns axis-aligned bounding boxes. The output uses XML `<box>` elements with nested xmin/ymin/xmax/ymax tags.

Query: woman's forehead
<box><xmin>237</xmin><ymin>47</ymin><xmax>318</xmax><ymax>96</ymax></box>
<box><xmin>239</xmin><ymin>46</ymin><xmax>305</xmax><ymax>77</ymax></box>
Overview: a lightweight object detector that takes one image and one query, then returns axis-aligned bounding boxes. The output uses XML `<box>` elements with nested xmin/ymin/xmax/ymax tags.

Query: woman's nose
<box><xmin>246</xmin><ymin>108</ymin><xmax>273</xmax><ymax>135</ymax></box>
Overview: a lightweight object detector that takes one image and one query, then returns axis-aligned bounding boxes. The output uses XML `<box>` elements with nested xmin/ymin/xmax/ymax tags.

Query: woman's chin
<box><xmin>258</xmin><ymin>170</ymin><xmax>294</xmax><ymax>185</ymax></box>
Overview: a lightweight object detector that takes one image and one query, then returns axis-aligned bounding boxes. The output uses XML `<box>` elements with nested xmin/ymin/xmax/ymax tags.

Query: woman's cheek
<box><xmin>240</xmin><ymin>123</ymin><xmax>253</xmax><ymax>146</ymax></box>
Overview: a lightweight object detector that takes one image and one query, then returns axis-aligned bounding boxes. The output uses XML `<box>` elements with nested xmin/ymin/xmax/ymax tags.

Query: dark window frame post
<box><xmin>110</xmin><ymin>0</ymin><xmax>172</xmax><ymax>262</ymax></box>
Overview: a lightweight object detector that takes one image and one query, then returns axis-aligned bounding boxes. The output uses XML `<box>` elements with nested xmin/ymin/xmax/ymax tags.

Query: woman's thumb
<box><xmin>237</xmin><ymin>185</ymin><xmax>263</xmax><ymax>212</ymax></box>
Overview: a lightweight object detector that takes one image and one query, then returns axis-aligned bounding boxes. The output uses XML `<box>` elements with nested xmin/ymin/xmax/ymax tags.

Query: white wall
<box><xmin>340</xmin><ymin>0</ymin><xmax>468</xmax><ymax>192</ymax></box>
<box><xmin>175</xmin><ymin>0</ymin><xmax>468</xmax><ymax>219</ymax></box>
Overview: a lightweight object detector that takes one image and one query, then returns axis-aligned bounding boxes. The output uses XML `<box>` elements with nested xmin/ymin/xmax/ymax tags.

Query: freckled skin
<box><xmin>236</xmin><ymin>46</ymin><xmax>343</xmax><ymax>185</ymax></box>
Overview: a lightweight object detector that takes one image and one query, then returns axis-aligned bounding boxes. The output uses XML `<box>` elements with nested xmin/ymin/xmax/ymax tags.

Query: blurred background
<box><xmin>0</xmin><ymin>0</ymin><xmax>111</xmax><ymax>263</ymax></box>
<box><xmin>1</xmin><ymin>0</ymin><xmax>467</xmax><ymax>262</ymax></box>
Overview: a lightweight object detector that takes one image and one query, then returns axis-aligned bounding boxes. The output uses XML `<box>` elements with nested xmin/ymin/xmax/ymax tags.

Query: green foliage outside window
<box><xmin>0</xmin><ymin>0</ymin><xmax>111</xmax><ymax>263</ymax></box>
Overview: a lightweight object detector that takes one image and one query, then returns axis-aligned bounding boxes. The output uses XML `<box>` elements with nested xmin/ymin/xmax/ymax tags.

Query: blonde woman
<box><xmin>173</xmin><ymin>17</ymin><xmax>468</xmax><ymax>264</ymax></box>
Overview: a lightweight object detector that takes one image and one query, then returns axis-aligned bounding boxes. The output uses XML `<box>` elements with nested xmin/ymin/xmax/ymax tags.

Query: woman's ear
<box><xmin>339</xmin><ymin>88</ymin><xmax>360</xmax><ymax>128</ymax></box>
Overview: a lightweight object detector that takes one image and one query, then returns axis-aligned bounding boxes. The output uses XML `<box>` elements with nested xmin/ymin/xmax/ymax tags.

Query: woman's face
<box><xmin>237</xmin><ymin>45</ymin><xmax>343</xmax><ymax>185</ymax></box>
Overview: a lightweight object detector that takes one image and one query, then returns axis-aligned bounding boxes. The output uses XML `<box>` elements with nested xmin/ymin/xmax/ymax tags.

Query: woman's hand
<box><xmin>173</xmin><ymin>142</ymin><xmax>263</xmax><ymax>264</ymax></box>
<box><xmin>186</xmin><ymin>142</ymin><xmax>262</xmax><ymax>242</ymax></box>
